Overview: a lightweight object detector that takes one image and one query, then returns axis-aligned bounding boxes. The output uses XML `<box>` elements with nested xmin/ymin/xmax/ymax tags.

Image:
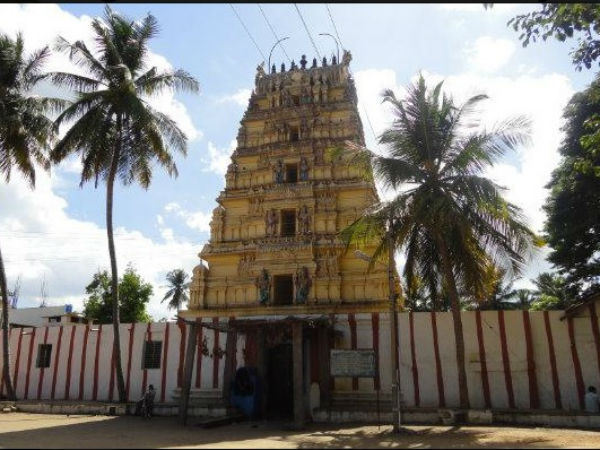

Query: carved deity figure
<box><xmin>342</xmin><ymin>49</ymin><xmax>352</xmax><ymax>65</ymax></box>
<box><xmin>299</xmin><ymin>157</ymin><xmax>309</xmax><ymax>181</ymax></box>
<box><xmin>265</xmin><ymin>209</ymin><xmax>278</xmax><ymax>236</ymax></box>
<box><xmin>294</xmin><ymin>266</ymin><xmax>311</xmax><ymax>304</ymax></box>
<box><xmin>316</xmin><ymin>254</ymin><xmax>328</xmax><ymax>278</ymax></box>
<box><xmin>298</xmin><ymin>205</ymin><xmax>311</xmax><ymax>234</ymax></box>
<box><xmin>327</xmin><ymin>250</ymin><xmax>339</xmax><ymax>276</ymax></box>
<box><xmin>250</xmin><ymin>196</ymin><xmax>264</xmax><ymax>215</ymax></box>
<box><xmin>237</xmin><ymin>254</ymin><xmax>254</xmax><ymax>277</ymax></box>
<box><xmin>280</xmin><ymin>89</ymin><xmax>291</xmax><ymax>107</ymax></box>
<box><xmin>314</xmin><ymin>146</ymin><xmax>324</xmax><ymax>164</ymax></box>
<box><xmin>301</xmin><ymin>86</ymin><xmax>312</xmax><ymax>105</ymax></box>
<box><xmin>255</xmin><ymin>269</ymin><xmax>271</xmax><ymax>305</ymax></box>
<box><xmin>274</xmin><ymin>159</ymin><xmax>284</xmax><ymax>184</ymax></box>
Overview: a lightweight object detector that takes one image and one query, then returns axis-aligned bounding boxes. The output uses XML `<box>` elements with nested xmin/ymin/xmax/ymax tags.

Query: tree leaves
<box><xmin>83</xmin><ymin>266</ymin><xmax>153</xmax><ymax>324</ymax></box>
<box><xmin>337</xmin><ymin>74</ymin><xmax>537</xmax><ymax>309</ymax></box>
<box><xmin>509</xmin><ymin>3</ymin><xmax>600</xmax><ymax>71</ymax></box>
<box><xmin>543</xmin><ymin>77</ymin><xmax>600</xmax><ymax>294</ymax></box>
<box><xmin>50</xmin><ymin>6</ymin><xmax>199</xmax><ymax>190</ymax></box>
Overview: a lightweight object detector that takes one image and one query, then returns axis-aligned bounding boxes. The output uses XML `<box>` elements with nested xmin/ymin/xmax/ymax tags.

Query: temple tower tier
<box><xmin>186</xmin><ymin>50</ymin><xmax>398</xmax><ymax>318</ymax></box>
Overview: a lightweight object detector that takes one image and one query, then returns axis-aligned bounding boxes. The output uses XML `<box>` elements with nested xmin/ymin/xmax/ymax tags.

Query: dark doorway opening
<box><xmin>266</xmin><ymin>342</ymin><xmax>293</xmax><ymax>418</ymax></box>
<box><xmin>290</xmin><ymin>126</ymin><xmax>299</xmax><ymax>142</ymax></box>
<box><xmin>285</xmin><ymin>164</ymin><xmax>298</xmax><ymax>183</ymax></box>
<box><xmin>280</xmin><ymin>210</ymin><xmax>296</xmax><ymax>236</ymax></box>
<box><xmin>273</xmin><ymin>275</ymin><xmax>294</xmax><ymax>305</ymax></box>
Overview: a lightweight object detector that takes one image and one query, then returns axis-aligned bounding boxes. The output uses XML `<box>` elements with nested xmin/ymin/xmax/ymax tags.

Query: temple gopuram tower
<box><xmin>181</xmin><ymin>51</ymin><xmax>399</xmax><ymax>423</ymax></box>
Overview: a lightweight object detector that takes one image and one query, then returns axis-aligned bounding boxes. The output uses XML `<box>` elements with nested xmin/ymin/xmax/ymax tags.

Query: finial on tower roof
<box><xmin>290</xmin><ymin>60</ymin><xmax>297</xmax><ymax>70</ymax></box>
<box><xmin>322</xmin><ymin>56</ymin><xmax>328</xmax><ymax>67</ymax></box>
<box><xmin>332</xmin><ymin>55</ymin><xmax>337</xmax><ymax>65</ymax></box>
<box><xmin>271</xmin><ymin>64</ymin><xmax>276</xmax><ymax>74</ymax></box>
<box><xmin>300</xmin><ymin>54</ymin><xmax>307</xmax><ymax>70</ymax></box>
<box><xmin>312</xmin><ymin>57</ymin><xmax>317</xmax><ymax>68</ymax></box>
<box><xmin>281</xmin><ymin>62</ymin><xmax>285</xmax><ymax>72</ymax></box>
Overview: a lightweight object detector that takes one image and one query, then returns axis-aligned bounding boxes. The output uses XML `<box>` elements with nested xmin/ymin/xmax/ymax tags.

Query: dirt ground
<box><xmin>0</xmin><ymin>413</ymin><xmax>599</xmax><ymax>449</ymax></box>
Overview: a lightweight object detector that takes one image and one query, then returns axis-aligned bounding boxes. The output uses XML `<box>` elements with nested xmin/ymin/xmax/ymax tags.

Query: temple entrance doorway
<box><xmin>265</xmin><ymin>342</ymin><xmax>294</xmax><ymax>418</ymax></box>
<box><xmin>273</xmin><ymin>275</ymin><xmax>294</xmax><ymax>305</ymax></box>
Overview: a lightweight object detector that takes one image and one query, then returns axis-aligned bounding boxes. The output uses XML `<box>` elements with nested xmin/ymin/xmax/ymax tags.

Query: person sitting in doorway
<box><xmin>135</xmin><ymin>384</ymin><xmax>156</xmax><ymax>417</ymax></box>
<box><xmin>585</xmin><ymin>386</ymin><xmax>599</xmax><ymax>413</ymax></box>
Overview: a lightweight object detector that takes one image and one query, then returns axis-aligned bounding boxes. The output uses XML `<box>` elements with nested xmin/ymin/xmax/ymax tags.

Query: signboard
<box><xmin>330</xmin><ymin>349</ymin><xmax>376</xmax><ymax>378</ymax></box>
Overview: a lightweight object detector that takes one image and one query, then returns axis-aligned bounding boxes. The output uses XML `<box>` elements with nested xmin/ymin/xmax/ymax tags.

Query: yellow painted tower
<box><xmin>183</xmin><ymin>51</ymin><xmax>396</xmax><ymax>320</ymax></box>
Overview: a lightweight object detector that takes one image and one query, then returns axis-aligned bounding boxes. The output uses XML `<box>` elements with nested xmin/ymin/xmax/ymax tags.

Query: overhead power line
<box><xmin>257</xmin><ymin>4</ymin><xmax>292</xmax><ymax>63</ymax></box>
<box><xmin>362</xmin><ymin>104</ymin><xmax>379</xmax><ymax>145</ymax></box>
<box><xmin>320</xmin><ymin>4</ymin><xmax>380</xmax><ymax>149</ymax></box>
<box><xmin>325</xmin><ymin>4</ymin><xmax>344</xmax><ymax>49</ymax></box>
<box><xmin>293</xmin><ymin>3</ymin><xmax>321</xmax><ymax>61</ymax></box>
<box><xmin>229</xmin><ymin>3</ymin><xmax>267</xmax><ymax>62</ymax></box>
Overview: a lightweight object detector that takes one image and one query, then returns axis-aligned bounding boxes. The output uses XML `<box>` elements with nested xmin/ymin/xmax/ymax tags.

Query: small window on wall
<box><xmin>36</xmin><ymin>344</ymin><xmax>52</xmax><ymax>368</ymax></box>
<box><xmin>281</xmin><ymin>210</ymin><xmax>296</xmax><ymax>236</ymax></box>
<box><xmin>143</xmin><ymin>340</ymin><xmax>162</xmax><ymax>369</ymax></box>
<box><xmin>273</xmin><ymin>275</ymin><xmax>294</xmax><ymax>305</ymax></box>
<box><xmin>290</xmin><ymin>126</ymin><xmax>299</xmax><ymax>142</ymax></box>
<box><xmin>285</xmin><ymin>164</ymin><xmax>298</xmax><ymax>183</ymax></box>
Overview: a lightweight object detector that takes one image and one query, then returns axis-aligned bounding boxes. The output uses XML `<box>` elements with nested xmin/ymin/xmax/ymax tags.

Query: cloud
<box><xmin>353</xmin><ymin>67</ymin><xmax>574</xmax><ymax>280</ymax></box>
<box><xmin>439</xmin><ymin>4</ymin><xmax>517</xmax><ymax>13</ymax></box>
<box><xmin>163</xmin><ymin>202</ymin><xmax>212</xmax><ymax>233</ymax></box>
<box><xmin>0</xmin><ymin>4</ymin><xmax>207</xmax><ymax>318</ymax></box>
<box><xmin>216</xmin><ymin>88</ymin><xmax>252</xmax><ymax>107</ymax></box>
<box><xmin>464</xmin><ymin>37</ymin><xmax>516</xmax><ymax>73</ymax></box>
<box><xmin>0</xmin><ymin>169</ymin><xmax>203</xmax><ymax>320</ymax></box>
<box><xmin>0</xmin><ymin>4</ymin><xmax>201</xmax><ymax>142</ymax></box>
<box><xmin>202</xmin><ymin>140</ymin><xmax>236</xmax><ymax>176</ymax></box>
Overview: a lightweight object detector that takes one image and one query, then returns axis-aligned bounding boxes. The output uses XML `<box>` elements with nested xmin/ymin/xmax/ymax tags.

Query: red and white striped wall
<box><xmin>330</xmin><ymin>309</ymin><xmax>600</xmax><ymax>411</ymax></box>
<box><xmin>1</xmin><ymin>308</ymin><xmax>599</xmax><ymax>412</ymax></box>
<box><xmin>0</xmin><ymin>318</ymin><xmax>243</xmax><ymax>403</ymax></box>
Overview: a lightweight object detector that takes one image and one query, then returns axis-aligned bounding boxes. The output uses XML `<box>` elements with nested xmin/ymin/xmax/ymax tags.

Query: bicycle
<box><xmin>140</xmin><ymin>399</ymin><xmax>152</xmax><ymax>419</ymax></box>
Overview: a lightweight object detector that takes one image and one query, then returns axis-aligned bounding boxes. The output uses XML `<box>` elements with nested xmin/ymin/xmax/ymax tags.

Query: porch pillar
<box><xmin>179</xmin><ymin>320</ymin><xmax>198</xmax><ymax>425</ymax></box>
<box><xmin>292</xmin><ymin>321</ymin><xmax>304</xmax><ymax>428</ymax></box>
<box><xmin>222</xmin><ymin>324</ymin><xmax>237</xmax><ymax>406</ymax></box>
<box><xmin>318</xmin><ymin>325</ymin><xmax>331</xmax><ymax>404</ymax></box>
<box><xmin>256</xmin><ymin>328</ymin><xmax>267</xmax><ymax>418</ymax></box>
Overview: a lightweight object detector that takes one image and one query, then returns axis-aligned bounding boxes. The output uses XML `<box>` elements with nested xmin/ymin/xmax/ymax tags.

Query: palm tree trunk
<box><xmin>437</xmin><ymin>237</ymin><xmax>470</xmax><ymax>409</ymax></box>
<box><xmin>107</xmin><ymin>117</ymin><xmax>127</xmax><ymax>403</ymax></box>
<box><xmin>0</xmin><ymin>243</ymin><xmax>16</xmax><ymax>400</ymax></box>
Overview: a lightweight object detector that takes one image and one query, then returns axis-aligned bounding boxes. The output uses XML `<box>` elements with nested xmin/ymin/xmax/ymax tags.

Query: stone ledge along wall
<box><xmin>0</xmin><ymin>310</ymin><xmax>598</xmax><ymax>413</ymax></box>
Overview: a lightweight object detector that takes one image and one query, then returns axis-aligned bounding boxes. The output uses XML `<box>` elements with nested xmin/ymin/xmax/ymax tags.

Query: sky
<box><xmin>0</xmin><ymin>3</ymin><xmax>595</xmax><ymax>320</ymax></box>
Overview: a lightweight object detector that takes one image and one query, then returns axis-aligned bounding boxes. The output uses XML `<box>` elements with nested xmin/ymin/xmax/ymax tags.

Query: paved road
<box><xmin>1</xmin><ymin>413</ymin><xmax>599</xmax><ymax>448</ymax></box>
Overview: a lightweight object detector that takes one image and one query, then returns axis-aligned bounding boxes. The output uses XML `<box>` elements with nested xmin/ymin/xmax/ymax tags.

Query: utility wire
<box><xmin>293</xmin><ymin>3</ymin><xmax>321</xmax><ymax>61</ymax></box>
<box><xmin>362</xmin><ymin>103</ymin><xmax>380</xmax><ymax>146</ymax></box>
<box><xmin>321</xmin><ymin>4</ymin><xmax>381</xmax><ymax>150</ymax></box>
<box><xmin>325</xmin><ymin>4</ymin><xmax>344</xmax><ymax>49</ymax></box>
<box><xmin>229</xmin><ymin>3</ymin><xmax>267</xmax><ymax>62</ymax></box>
<box><xmin>257</xmin><ymin>4</ymin><xmax>292</xmax><ymax>63</ymax></box>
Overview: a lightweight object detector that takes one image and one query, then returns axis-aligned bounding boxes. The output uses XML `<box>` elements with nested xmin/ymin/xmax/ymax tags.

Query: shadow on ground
<box><xmin>0</xmin><ymin>414</ymin><xmax>587</xmax><ymax>449</ymax></box>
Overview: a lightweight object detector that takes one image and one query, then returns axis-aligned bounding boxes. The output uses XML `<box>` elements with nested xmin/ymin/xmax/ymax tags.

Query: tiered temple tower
<box><xmin>185</xmin><ymin>51</ymin><xmax>396</xmax><ymax>317</ymax></box>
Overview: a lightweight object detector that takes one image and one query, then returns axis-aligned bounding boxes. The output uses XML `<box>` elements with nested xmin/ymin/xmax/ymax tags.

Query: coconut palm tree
<box><xmin>337</xmin><ymin>74</ymin><xmax>537</xmax><ymax>409</ymax></box>
<box><xmin>162</xmin><ymin>269</ymin><xmax>190</xmax><ymax>311</ymax></box>
<box><xmin>0</xmin><ymin>32</ymin><xmax>60</xmax><ymax>400</ymax></box>
<box><xmin>476</xmin><ymin>266</ymin><xmax>519</xmax><ymax>310</ymax></box>
<box><xmin>515</xmin><ymin>288</ymin><xmax>533</xmax><ymax>310</ymax></box>
<box><xmin>49</xmin><ymin>7</ymin><xmax>199</xmax><ymax>402</ymax></box>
